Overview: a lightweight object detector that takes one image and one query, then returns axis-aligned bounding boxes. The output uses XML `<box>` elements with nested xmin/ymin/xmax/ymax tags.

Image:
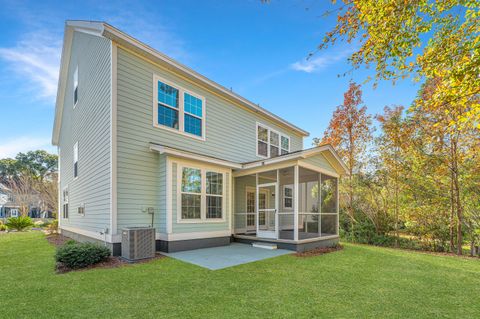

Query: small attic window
<box><xmin>73</xmin><ymin>66</ymin><xmax>79</xmax><ymax>107</ymax></box>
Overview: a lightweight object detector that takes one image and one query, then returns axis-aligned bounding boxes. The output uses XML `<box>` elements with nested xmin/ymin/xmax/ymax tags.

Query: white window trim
<box><xmin>152</xmin><ymin>74</ymin><xmax>206</xmax><ymax>141</ymax></box>
<box><xmin>256</xmin><ymin>122</ymin><xmax>290</xmax><ymax>158</ymax></box>
<box><xmin>62</xmin><ymin>186</ymin><xmax>69</xmax><ymax>220</ymax></box>
<box><xmin>73</xmin><ymin>141</ymin><xmax>78</xmax><ymax>180</ymax></box>
<box><xmin>283</xmin><ymin>184</ymin><xmax>293</xmax><ymax>210</ymax></box>
<box><xmin>73</xmin><ymin>66</ymin><xmax>78</xmax><ymax>108</ymax></box>
<box><xmin>78</xmin><ymin>203</ymin><xmax>85</xmax><ymax>216</ymax></box>
<box><xmin>176</xmin><ymin>162</ymin><xmax>227</xmax><ymax>224</ymax></box>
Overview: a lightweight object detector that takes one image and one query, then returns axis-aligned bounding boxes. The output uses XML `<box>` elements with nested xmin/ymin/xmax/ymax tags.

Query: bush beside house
<box><xmin>55</xmin><ymin>241</ymin><xmax>111</xmax><ymax>270</ymax></box>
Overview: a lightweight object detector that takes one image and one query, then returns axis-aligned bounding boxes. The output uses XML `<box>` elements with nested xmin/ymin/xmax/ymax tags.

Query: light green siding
<box><xmin>58</xmin><ymin>31</ymin><xmax>112</xmax><ymax>233</ymax></box>
<box><xmin>116</xmin><ymin>47</ymin><xmax>304</xmax><ymax>235</ymax></box>
<box><xmin>299</xmin><ymin>154</ymin><xmax>335</xmax><ymax>173</ymax></box>
<box><xmin>116</xmin><ymin>48</ymin><xmax>303</xmax><ymax>162</ymax></box>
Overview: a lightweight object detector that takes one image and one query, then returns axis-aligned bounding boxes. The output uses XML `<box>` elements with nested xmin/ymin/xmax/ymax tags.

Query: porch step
<box><xmin>252</xmin><ymin>242</ymin><xmax>278</xmax><ymax>250</ymax></box>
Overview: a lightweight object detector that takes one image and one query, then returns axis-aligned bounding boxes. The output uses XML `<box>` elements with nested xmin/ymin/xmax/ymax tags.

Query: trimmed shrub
<box><xmin>5</xmin><ymin>216</ymin><xmax>34</xmax><ymax>231</ymax></box>
<box><xmin>0</xmin><ymin>223</ymin><xmax>6</xmax><ymax>231</ymax></box>
<box><xmin>55</xmin><ymin>242</ymin><xmax>111</xmax><ymax>269</ymax></box>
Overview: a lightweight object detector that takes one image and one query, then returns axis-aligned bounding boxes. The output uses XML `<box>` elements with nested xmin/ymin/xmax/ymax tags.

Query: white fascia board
<box><xmin>240</xmin><ymin>145</ymin><xmax>348</xmax><ymax>176</ymax></box>
<box><xmin>149</xmin><ymin>144</ymin><xmax>242</xmax><ymax>169</ymax></box>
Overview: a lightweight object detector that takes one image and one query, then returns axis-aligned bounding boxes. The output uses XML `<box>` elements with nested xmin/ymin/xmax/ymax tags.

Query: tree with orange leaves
<box><xmin>314</xmin><ymin>81</ymin><xmax>372</xmax><ymax>238</ymax></box>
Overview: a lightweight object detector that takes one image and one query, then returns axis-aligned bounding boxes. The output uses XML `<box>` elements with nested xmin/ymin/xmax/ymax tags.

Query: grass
<box><xmin>1</xmin><ymin>232</ymin><xmax>479</xmax><ymax>318</ymax></box>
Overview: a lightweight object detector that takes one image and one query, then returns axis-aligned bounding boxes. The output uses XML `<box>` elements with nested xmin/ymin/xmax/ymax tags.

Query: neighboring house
<box><xmin>52</xmin><ymin>21</ymin><xmax>348</xmax><ymax>255</ymax></box>
<box><xmin>0</xmin><ymin>183</ymin><xmax>51</xmax><ymax>219</ymax></box>
<box><xmin>0</xmin><ymin>184</ymin><xmax>18</xmax><ymax>218</ymax></box>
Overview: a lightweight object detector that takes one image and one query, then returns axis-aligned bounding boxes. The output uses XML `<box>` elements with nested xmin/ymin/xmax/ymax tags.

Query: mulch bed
<box><xmin>46</xmin><ymin>233</ymin><xmax>72</xmax><ymax>247</ymax></box>
<box><xmin>294</xmin><ymin>244</ymin><xmax>344</xmax><ymax>257</ymax></box>
<box><xmin>46</xmin><ymin>233</ymin><xmax>165</xmax><ymax>274</ymax></box>
<box><xmin>55</xmin><ymin>253</ymin><xmax>166</xmax><ymax>274</ymax></box>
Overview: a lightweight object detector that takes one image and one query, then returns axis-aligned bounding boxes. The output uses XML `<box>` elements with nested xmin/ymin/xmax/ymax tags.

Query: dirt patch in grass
<box><xmin>46</xmin><ymin>233</ymin><xmax>72</xmax><ymax>247</ymax></box>
<box><xmin>294</xmin><ymin>244</ymin><xmax>343</xmax><ymax>257</ymax></box>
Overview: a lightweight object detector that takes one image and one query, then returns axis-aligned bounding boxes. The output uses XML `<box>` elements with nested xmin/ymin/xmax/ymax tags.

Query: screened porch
<box><xmin>233</xmin><ymin>164</ymin><xmax>339</xmax><ymax>242</ymax></box>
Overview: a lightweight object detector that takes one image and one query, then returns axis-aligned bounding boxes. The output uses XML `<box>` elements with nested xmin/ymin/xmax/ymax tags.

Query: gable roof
<box><xmin>52</xmin><ymin>20</ymin><xmax>310</xmax><ymax>145</ymax></box>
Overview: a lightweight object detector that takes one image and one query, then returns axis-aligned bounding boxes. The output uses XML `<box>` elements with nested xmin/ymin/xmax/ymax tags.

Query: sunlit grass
<box><xmin>1</xmin><ymin>232</ymin><xmax>479</xmax><ymax>318</ymax></box>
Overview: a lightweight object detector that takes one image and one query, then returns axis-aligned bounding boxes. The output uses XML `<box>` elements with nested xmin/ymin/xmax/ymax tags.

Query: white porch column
<box><xmin>336</xmin><ymin>177</ymin><xmax>340</xmax><ymax>235</ymax></box>
<box><xmin>255</xmin><ymin>173</ymin><xmax>259</xmax><ymax>235</ymax></box>
<box><xmin>294</xmin><ymin>165</ymin><xmax>299</xmax><ymax>241</ymax></box>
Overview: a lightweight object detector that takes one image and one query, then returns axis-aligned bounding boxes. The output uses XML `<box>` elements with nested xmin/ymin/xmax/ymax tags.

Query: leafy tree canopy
<box><xmin>320</xmin><ymin>0</ymin><xmax>479</xmax><ymax>129</ymax></box>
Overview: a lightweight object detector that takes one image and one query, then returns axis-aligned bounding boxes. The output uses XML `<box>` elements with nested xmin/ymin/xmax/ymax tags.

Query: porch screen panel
<box><xmin>297</xmin><ymin>166</ymin><xmax>321</xmax><ymax>240</ymax></box>
<box><xmin>321</xmin><ymin>174</ymin><xmax>338</xmax><ymax>236</ymax></box>
<box><xmin>233</xmin><ymin>174</ymin><xmax>257</xmax><ymax>234</ymax></box>
<box><xmin>278</xmin><ymin>166</ymin><xmax>295</xmax><ymax>240</ymax></box>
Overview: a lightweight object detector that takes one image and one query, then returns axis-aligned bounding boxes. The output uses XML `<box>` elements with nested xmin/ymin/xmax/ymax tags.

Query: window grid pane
<box><xmin>206</xmin><ymin>172</ymin><xmax>223</xmax><ymax>195</ymax></box>
<box><xmin>184</xmin><ymin>93</ymin><xmax>203</xmax><ymax>117</ymax></box>
<box><xmin>182</xmin><ymin>168</ymin><xmax>201</xmax><ymax>193</ymax></box>
<box><xmin>158</xmin><ymin>104</ymin><xmax>179</xmax><ymax>129</ymax></box>
<box><xmin>247</xmin><ymin>192</ymin><xmax>255</xmax><ymax>213</ymax></box>
<box><xmin>257</xmin><ymin>126</ymin><xmax>268</xmax><ymax>142</ymax></box>
<box><xmin>158</xmin><ymin>81</ymin><xmax>179</xmax><ymax>108</ymax></box>
<box><xmin>270</xmin><ymin>145</ymin><xmax>279</xmax><ymax>158</ymax></box>
<box><xmin>184</xmin><ymin>114</ymin><xmax>202</xmax><ymax>136</ymax></box>
<box><xmin>281</xmin><ymin>136</ymin><xmax>289</xmax><ymax>152</ymax></box>
<box><xmin>207</xmin><ymin>195</ymin><xmax>222</xmax><ymax>219</ymax></box>
<box><xmin>182</xmin><ymin>194</ymin><xmax>201</xmax><ymax>219</ymax></box>
<box><xmin>258</xmin><ymin>141</ymin><xmax>268</xmax><ymax>157</ymax></box>
<box><xmin>270</xmin><ymin>131</ymin><xmax>279</xmax><ymax>146</ymax></box>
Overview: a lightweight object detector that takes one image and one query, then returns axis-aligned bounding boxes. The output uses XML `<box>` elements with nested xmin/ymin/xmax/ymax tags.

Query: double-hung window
<box><xmin>154</xmin><ymin>75</ymin><xmax>205</xmax><ymax>139</ymax></box>
<box><xmin>73</xmin><ymin>142</ymin><xmax>78</xmax><ymax>178</ymax></box>
<box><xmin>73</xmin><ymin>66</ymin><xmax>78</xmax><ymax>107</ymax></box>
<box><xmin>179</xmin><ymin>165</ymin><xmax>225</xmax><ymax>221</ymax></box>
<box><xmin>256</xmin><ymin>123</ymin><xmax>290</xmax><ymax>158</ymax></box>
<box><xmin>62</xmin><ymin>187</ymin><xmax>69</xmax><ymax>219</ymax></box>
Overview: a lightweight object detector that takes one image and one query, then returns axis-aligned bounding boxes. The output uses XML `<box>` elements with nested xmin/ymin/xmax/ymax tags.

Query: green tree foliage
<box><xmin>0</xmin><ymin>150</ymin><xmax>58</xmax><ymax>217</ymax></box>
<box><xmin>320</xmin><ymin>0</ymin><xmax>479</xmax><ymax>128</ymax></box>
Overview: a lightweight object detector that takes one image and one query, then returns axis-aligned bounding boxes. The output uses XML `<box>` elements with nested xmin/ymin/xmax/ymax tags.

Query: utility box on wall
<box><xmin>121</xmin><ymin>227</ymin><xmax>156</xmax><ymax>261</ymax></box>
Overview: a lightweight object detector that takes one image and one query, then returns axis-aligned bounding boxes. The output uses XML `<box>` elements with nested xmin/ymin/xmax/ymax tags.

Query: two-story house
<box><xmin>52</xmin><ymin>21</ymin><xmax>348</xmax><ymax>255</ymax></box>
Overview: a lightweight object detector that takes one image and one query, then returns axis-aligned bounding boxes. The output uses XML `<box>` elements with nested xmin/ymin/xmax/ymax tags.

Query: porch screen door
<box><xmin>256</xmin><ymin>182</ymin><xmax>278</xmax><ymax>239</ymax></box>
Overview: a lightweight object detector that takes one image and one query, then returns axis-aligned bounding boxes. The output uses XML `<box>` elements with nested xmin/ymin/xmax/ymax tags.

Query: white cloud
<box><xmin>291</xmin><ymin>50</ymin><xmax>351</xmax><ymax>73</ymax></box>
<box><xmin>0</xmin><ymin>136</ymin><xmax>55</xmax><ymax>159</ymax></box>
<box><xmin>0</xmin><ymin>31</ymin><xmax>61</xmax><ymax>101</ymax></box>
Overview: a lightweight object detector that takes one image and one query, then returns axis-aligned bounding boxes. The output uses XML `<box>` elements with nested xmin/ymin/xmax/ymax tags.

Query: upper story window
<box><xmin>153</xmin><ymin>75</ymin><xmax>206</xmax><ymax>140</ymax></box>
<box><xmin>73</xmin><ymin>66</ymin><xmax>79</xmax><ymax>107</ymax></box>
<box><xmin>73</xmin><ymin>142</ymin><xmax>78</xmax><ymax>178</ymax></box>
<box><xmin>256</xmin><ymin>123</ymin><xmax>290</xmax><ymax>158</ymax></box>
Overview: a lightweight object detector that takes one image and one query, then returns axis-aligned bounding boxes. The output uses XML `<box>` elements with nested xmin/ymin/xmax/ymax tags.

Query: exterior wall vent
<box><xmin>121</xmin><ymin>227</ymin><xmax>156</xmax><ymax>261</ymax></box>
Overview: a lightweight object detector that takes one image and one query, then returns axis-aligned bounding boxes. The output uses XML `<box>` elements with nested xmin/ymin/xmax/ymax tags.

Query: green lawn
<box><xmin>1</xmin><ymin>232</ymin><xmax>479</xmax><ymax>318</ymax></box>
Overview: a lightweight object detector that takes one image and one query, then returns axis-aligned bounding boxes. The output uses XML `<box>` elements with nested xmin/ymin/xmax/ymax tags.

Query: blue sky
<box><xmin>0</xmin><ymin>0</ymin><xmax>420</xmax><ymax>158</ymax></box>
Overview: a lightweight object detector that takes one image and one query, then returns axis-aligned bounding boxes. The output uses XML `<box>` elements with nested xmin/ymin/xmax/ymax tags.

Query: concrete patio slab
<box><xmin>161</xmin><ymin>243</ymin><xmax>292</xmax><ymax>270</ymax></box>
